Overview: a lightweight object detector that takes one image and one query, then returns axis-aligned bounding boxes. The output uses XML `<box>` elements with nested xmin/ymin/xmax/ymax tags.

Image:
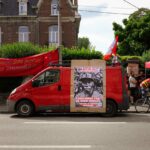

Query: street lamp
<box><xmin>58</xmin><ymin>0</ymin><xmax>62</xmax><ymax>64</ymax></box>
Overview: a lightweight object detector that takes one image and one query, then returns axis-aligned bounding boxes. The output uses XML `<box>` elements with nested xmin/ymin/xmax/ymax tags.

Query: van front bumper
<box><xmin>7</xmin><ymin>100</ymin><xmax>16</xmax><ymax>113</ymax></box>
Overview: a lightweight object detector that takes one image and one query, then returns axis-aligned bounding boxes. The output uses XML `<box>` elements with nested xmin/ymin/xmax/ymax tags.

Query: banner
<box><xmin>103</xmin><ymin>36</ymin><xmax>118</xmax><ymax>61</ymax></box>
<box><xmin>71</xmin><ymin>60</ymin><xmax>106</xmax><ymax>113</ymax></box>
<box><xmin>0</xmin><ymin>49</ymin><xmax>59</xmax><ymax>77</ymax></box>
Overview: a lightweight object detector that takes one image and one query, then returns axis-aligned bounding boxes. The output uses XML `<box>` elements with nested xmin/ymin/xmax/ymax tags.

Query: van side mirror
<box><xmin>32</xmin><ymin>80</ymin><xmax>40</xmax><ymax>87</ymax></box>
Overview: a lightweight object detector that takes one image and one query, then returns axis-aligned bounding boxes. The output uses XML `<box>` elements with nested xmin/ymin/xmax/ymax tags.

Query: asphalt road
<box><xmin>0</xmin><ymin>112</ymin><xmax>150</xmax><ymax>150</ymax></box>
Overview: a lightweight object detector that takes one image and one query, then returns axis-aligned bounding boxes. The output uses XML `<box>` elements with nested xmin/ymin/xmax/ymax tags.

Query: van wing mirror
<box><xmin>32</xmin><ymin>80</ymin><xmax>40</xmax><ymax>87</ymax></box>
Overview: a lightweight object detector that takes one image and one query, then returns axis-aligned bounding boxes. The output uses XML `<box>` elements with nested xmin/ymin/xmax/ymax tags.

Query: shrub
<box><xmin>62</xmin><ymin>47</ymin><xmax>103</xmax><ymax>60</ymax></box>
<box><xmin>0</xmin><ymin>42</ymin><xmax>53</xmax><ymax>58</ymax></box>
<box><xmin>142</xmin><ymin>50</ymin><xmax>150</xmax><ymax>62</ymax></box>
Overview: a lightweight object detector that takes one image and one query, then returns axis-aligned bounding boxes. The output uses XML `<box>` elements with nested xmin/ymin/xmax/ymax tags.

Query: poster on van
<box><xmin>71</xmin><ymin>60</ymin><xmax>106</xmax><ymax>113</ymax></box>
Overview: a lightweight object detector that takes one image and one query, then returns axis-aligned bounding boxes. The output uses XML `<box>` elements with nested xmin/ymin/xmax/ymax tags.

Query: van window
<box><xmin>34</xmin><ymin>70</ymin><xmax>60</xmax><ymax>87</ymax></box>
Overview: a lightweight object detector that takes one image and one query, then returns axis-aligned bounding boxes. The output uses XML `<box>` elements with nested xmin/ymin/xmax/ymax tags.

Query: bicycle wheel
<box><xmin>135</xmin><ymin>98</ymin><xmax>150</xmax><ymax>113</ymax></box>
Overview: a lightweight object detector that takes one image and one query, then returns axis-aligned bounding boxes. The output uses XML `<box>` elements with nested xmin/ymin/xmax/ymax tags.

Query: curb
<box><xmin>0</xmin><ymin>105</ymin><xmax>9</xmax><ymax>113</ymax></box>
<box><xmin>0</xmin><ymin>105</ymin><xmax>137</xmax><ymax>114</ymax></box>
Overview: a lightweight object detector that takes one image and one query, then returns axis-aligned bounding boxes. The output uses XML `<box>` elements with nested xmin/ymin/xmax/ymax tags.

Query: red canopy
<box><xmin>0</xmin><ymin>49</ymin><xmax>59</xmax><ymax>77</ymax></box>
<box><xmin>145</xmin><ymin>61</ymin><xmax>150</xmax><ymax>69</ymax></box>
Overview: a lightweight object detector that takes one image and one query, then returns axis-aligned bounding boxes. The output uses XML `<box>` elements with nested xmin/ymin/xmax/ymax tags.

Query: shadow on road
<box><xmin>9</xmin><ymin>111</ymin><xmax>150</xmax><ymax>123</ymax></box>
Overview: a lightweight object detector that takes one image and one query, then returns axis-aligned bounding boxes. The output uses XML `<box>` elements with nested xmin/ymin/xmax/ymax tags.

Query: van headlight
<box><xmin>11</xmin><ymin>88</ymin><xmax>16</xmax><ymax>95</ymax></box>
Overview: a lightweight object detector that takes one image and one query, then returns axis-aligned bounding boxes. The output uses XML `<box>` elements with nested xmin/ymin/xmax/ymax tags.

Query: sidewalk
<box><xmin>0</xmin><ymin>104</ymin><xmax>136</xmax><ymax>114</ymax></box>
<box><xmin>124</xmin><ymin>105</ymin><xmax>137</xmax><ymax>113</ymax></box>
<box><xmin>0</xmin><ymin>104</ymin><xmax>8</xmax><ymax>113</ymax></box>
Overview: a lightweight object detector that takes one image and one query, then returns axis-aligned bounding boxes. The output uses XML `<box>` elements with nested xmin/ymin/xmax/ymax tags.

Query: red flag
<box><xmin>103</xmin><ymin>36</ymin><xmax>118</xmax><ymax>61</ymax></box>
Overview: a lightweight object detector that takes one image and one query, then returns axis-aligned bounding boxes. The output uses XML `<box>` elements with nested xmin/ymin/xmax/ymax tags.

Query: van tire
<box><xmin>102</xmin><ymin>100</ymin><xmax>117</xmax><ymax>117</ymax></box>
<box><xmin>16</xmin><ymin>100</ymin><xmax>34</xmax><ymax>117</ymax></box>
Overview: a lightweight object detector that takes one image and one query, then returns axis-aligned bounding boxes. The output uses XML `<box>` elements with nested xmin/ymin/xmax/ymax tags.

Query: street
<box><xmin>0</xmin><ymin>112</ymin><xmax>150</xmax><ymax>150</ymax></box>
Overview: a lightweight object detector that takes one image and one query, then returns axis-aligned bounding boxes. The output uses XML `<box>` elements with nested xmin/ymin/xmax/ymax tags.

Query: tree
<box><xmin>113</xmin><ymin>8</ymin><xmax>150</xmax><ymax>56</ymax></box>
<box><xmin>142</xmin><ymin>50</ymin><xmax>150</xmax><ymax>62</ymax></box>
<box><xmin>78</xmin><ymin>37</ymin><xmax>91</xmax><ymax>49</ymax></box>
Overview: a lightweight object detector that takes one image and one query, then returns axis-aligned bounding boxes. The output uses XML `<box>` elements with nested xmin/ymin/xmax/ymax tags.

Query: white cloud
<box><xmin>78</xmin><ymin>0</ymin><xmax>150</xmax><ymax>54</ymax></box>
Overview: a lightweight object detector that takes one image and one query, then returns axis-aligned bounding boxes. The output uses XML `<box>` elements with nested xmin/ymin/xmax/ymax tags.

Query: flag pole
<box><xmin>58</xmin><ymin>0</ymin><xmax>62</xmax><ymax>64</ymax></box>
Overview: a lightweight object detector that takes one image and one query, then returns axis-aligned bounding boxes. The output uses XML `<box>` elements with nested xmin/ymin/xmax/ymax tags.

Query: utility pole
<box><xmin>58</xmin><ymin>0</ymin><xmax>62</xmax><ymax>64</ymax></box>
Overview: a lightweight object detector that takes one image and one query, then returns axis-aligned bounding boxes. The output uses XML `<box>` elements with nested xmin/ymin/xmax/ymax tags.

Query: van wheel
<box><xmin>16</xmin><ymin>101</ymin><xmax>34</xmax><ymax>117</ymax></box>
<box><xmin>102</xmin><ymin>100</ymin><xmax>117</xmax><ymax>117</ymax></box>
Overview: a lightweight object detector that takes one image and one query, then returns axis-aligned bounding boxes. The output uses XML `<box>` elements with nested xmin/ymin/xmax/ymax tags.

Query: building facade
<box><xmin>0</xmin><ymin>0</ymin><xmax>80</xmax><ymax>47</ymax></box>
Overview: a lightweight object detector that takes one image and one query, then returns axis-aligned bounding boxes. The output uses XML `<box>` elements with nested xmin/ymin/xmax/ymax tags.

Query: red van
<box><xmin>7</xmin><ymin>65</ymin><xmax>129</xmax><ymax>117</ymax></box>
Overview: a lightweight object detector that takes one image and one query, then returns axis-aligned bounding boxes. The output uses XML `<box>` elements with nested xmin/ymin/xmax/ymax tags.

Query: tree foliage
<box><xmin>113</xmin><ymin>8</ymin><xmax>150</xmax><ymax>56</ymax></box>
<box><xmin>78</xmin><ymin>37</ymin><xmax>91</xmax><ymax>49</ymax></box>
<box><xmin>142</xmin><ymin>50</ymin><xmax>150</xmax><ymax>62</ymax></box>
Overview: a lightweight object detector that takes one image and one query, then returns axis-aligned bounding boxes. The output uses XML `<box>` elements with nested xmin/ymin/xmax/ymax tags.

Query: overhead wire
<box><xmin>78</xmin><ymin>4</ymin><xmax>134</xmax><ymax>16</ymax></box>
<box><xmin>79</xmin><ymin>5</ymin><xmax>134</xmax><ymax>10</ymax></box>
<box><xmin>79</xmin><ymin>10</ymin><xmax>130</xmax><ymax>16</ymax></box>
<box><xmin>78</xmin><ymin>1</ymin><xmax>141</xmax><ymax>16</ymax></box>
<box><xmin>122</xmin><ymin>0</ymin><xmax>139</xmax><ymax>9</ymax></box>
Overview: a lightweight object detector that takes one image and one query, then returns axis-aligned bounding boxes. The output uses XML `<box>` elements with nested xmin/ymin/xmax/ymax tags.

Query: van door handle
<box><xmin>58</xmin><ymin>85</ymin><xmax>62</xmax><ymax>91</ymax></box>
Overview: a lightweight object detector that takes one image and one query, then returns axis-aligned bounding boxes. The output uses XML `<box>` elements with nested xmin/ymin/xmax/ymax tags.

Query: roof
<box><xmin>0</xmin><ymin>0</ymin><xmax>39</xmax><ymax>16</ymax></box>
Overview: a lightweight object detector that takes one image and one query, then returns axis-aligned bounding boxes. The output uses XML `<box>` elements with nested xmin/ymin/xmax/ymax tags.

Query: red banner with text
<box><xmin>0</xmin><ymin>49</ymin><xmax>59</xmax><ymax>77</ymax></box>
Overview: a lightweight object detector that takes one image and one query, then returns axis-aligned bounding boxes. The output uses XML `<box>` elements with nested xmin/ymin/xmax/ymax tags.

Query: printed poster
<box><xmin>71</xmin><ymin>60</ymin><xmax>106</xmax><ymax>113</ymax></box>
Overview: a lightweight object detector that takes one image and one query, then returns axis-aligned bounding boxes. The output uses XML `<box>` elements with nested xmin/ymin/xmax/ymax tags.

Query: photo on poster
<box><xmin>74</xmin><ymin>67</ymin><xmax>103</xmax><ymax>108</ymax></box>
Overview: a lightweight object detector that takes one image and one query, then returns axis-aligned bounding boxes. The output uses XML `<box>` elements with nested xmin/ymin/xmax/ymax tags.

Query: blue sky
<box><xmin>78</xmin><ymin>0</ymin><xmax>150</xmax><ymax>54</ymax></box>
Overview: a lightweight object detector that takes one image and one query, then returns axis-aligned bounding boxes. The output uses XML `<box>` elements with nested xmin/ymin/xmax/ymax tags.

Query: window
<box><xmin>0</xmin><ymin>27</ymin><xmax>1</xmax><ymax>45</ymax></box>
<box><xmin>49</xmin><ymin>25</ymin><xmax>58</xmax><ymax>46</ymax></box>
<box><xmin>18</xmin><ymin>26</ymin><xmax>29</xmax><ymax>42</ymax></box>
<box><xmin>72</xmin><ymin>0</ymin><xmax>75</xmax><ymax>5</ymax></box>
<box><xmin>0</xmin><ymin>2</ymin><xmax>2</xmax><ymax>13</ymax></box>
<box><xmin>34</xmin><ymin>70</ymin><xmax>60</xmax><ymax>87</ymax></box>
<box><xmin>45</xmin><ymin>70</ymin><xmax>60</xmax><ymax>84</ymax></box>
<box><xmin>51</xmin><ymin>0</ymin><xmax>58</xmax><ymax>16</ymax></box>
<box><xmin>68</xmin><ymin>0</ymin><xmax>76</xmax><ymax>6</ymax></box>
<box><xmin>19</xmin><ymin>1</ymin><xmax>27</xmax><ymax>15</ymax></box>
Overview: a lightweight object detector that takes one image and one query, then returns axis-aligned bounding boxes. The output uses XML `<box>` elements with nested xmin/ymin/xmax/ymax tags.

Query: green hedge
<box><xmin>120</xmin><ymin>55</ymin><xmax>142</xmax><ymax>62</ymax></box>
<box><xmin>62</xmin><ymin>47</ymin><xmax>103</xmax><ymax>60</ymax></box>
<box><xmin>0</xmin><ymin>43</ymin><xmax>103</xmax><ymax>60</ymax></box>
<box><xmin>0</xmin><ymin>42</ymin><xmax>53</xmax><ymax>58</ymax></box>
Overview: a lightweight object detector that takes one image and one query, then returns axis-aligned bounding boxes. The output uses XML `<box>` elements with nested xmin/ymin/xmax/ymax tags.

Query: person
<box><xmin>135</xmin><ymin>71</ymin><xmax>145</xmax><ymax>98</ymax></box>
<box><xmin>75</xmin><ymin>73</ymin><xmax>102</xmax><ymax>97</ymax></box>
<box><xmin>140</xmin><ymin>78</ymin><xmax>150</xmax><ymax>98</ymax></box>
<box><xmin>128</xmin><ymin>72</ymin><xmax>138</xmax><ymax>104</ymax></box>
<box><xmin>136</xmin><ymin>71</ymin><xmax>145</xmax><ymax>86</ymax></box>
<box><xmin>126</xmin><ymin>73</ymin><xmax>131</xmax><ymax>98</ymax></box>
<box><xmin>74</xmin><ymin>72</ymin><xmax>103</xmax><ymax>107</ymax></box>
<box><xmin>111</xmin><ymin>54</ymin><xmax>120</xmax><ymax>66</ymax></box>
<box><xmin>138</xmin><ymin>71</ymin><xmax>145</xmax><ymax>83</ymax></box>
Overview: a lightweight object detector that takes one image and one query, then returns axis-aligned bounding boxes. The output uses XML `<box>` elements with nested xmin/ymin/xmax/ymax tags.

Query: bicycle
<box><xmin>135</xmin><ymin>92</ymin><xmax>150</xmax><ymax>113</ymax></box>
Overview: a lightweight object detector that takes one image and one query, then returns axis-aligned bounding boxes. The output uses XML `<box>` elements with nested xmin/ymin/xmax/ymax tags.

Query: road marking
<box><xmin>134</xmin><ymin>113</ymin><xmax>150</xmax><ymax>116</ymax></box>
<box><xmin>0</xmin><ymin>145</ymin><xmax>91</xmax><ymax>149</ymax></box>
<box><xmin>24</xmin><ymin>121</ymin><xmax>127</xmax><ymax>125</ymax></box>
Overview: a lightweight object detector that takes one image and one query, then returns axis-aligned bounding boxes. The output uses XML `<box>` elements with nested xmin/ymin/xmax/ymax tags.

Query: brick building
<box><xmin>0</xmin><ymin>0</ymin><xmax>81</xmax><ymax>47</ymax></box>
